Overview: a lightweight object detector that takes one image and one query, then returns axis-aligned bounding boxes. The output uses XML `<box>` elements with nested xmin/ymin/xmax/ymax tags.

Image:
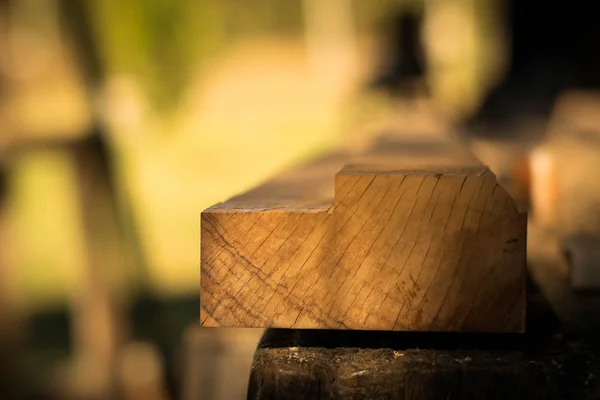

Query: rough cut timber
<box><xmin>201</xmin><ymin>132</ymin><xmax>527</xmax><ymax>332</ymax></box>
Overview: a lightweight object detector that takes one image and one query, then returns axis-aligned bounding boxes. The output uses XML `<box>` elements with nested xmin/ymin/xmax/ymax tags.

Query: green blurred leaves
<box><xmin>88</xmin><ymin>0</ymin><xmax>225</xmax><ymax>113</ymax></box>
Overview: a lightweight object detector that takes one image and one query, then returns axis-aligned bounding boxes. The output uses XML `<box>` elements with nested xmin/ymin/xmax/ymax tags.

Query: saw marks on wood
<box><xmin>201</xmin><ymin>133</ymin><xmax>527</xmax><ymax>332</ymax></box>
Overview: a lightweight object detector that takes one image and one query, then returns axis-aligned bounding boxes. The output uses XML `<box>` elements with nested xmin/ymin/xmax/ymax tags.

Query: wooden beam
<box><xmin>201</xmin><ymin>132</ymin><xmax>526</xmax><ymax>332</ymax></box>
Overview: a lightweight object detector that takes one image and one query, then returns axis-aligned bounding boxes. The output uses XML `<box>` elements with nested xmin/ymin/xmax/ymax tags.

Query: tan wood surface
<box><xmin>200</xmin><ymin>131</ymin><xmax>526</xmax><ymax>332</ymax></box>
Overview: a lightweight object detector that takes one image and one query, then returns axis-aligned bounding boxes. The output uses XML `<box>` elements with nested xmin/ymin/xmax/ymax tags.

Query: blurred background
<box><xmin>2</xmin><ymin>0</ymin><xmax>600</xmax><ymax>399</ymax></box>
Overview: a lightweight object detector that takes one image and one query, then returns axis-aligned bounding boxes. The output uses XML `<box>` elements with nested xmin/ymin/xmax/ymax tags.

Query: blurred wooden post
<box><xmin>68</xmin><ymin>136</ymin><xmax>124</xmax><ymax>400</ymax></box>
<box><xmin>0</xmin><ymin>166</ymin><xmax>13</xmax><ymax>355</ymax></box>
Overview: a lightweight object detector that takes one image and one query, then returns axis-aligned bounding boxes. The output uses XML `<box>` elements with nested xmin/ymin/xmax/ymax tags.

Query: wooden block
<box><xmin>201</xmin><ymin>133</ymin><xmax>527</xmax><ymax>331</ymax></box>
<box><xmin>562</xmin><ymin>234</ymin><xmax>600</xmax><ymax>291</ymax></box>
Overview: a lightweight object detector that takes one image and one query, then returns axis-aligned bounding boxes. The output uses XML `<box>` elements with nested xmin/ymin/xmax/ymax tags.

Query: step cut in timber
<box><xmin>200</xmin><ymin>133</ymin><xmax>527</xmax><ymax>332</ymax></box>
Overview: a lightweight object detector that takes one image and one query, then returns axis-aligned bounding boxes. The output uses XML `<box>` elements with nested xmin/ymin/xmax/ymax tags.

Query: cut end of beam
<box><xmin>201</xmin><ymin>134</ymin><xmax>526</xmax><ymax>332</ymax></box>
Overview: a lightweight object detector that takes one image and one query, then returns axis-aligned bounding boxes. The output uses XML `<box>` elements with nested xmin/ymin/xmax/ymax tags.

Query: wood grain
<box><xmin>201</xmin><ymin>133</ymin><xmax>527</xmax><ymax>332</ymax></box>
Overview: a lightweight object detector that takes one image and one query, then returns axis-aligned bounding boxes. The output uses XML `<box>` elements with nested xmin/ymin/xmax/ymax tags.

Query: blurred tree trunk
<box><xmin>0</xmin><ymin>167</ymin><xmax>18</xmax><ymax>398</ymax></box>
